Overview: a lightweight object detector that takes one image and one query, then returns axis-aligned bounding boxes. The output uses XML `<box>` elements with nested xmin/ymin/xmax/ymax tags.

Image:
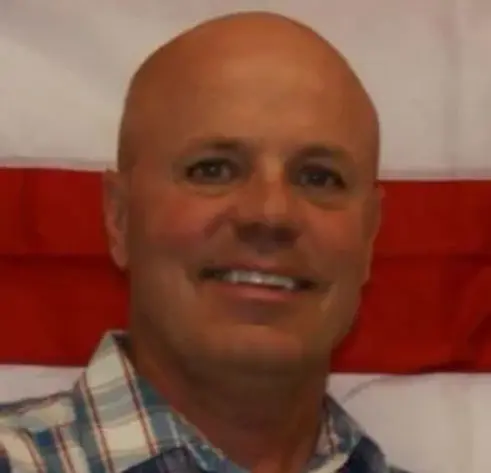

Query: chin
<box><xmin>206</xmin><ymin>325</ymin><xmax>323</xmax><ymax>374</ymax></box>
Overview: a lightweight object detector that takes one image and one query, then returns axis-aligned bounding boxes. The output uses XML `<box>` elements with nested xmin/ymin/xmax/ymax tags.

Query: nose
<box><xmin>232</xmin><ymin>176</ymin><xmax>301</xmax><ymax>251</ymax></box>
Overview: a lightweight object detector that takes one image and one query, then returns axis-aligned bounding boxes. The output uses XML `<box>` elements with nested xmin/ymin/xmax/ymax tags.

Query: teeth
<box><xmin>223</xmin><ymin>270</ymin><xmax>296</xmax><ymax>291</ymax></box>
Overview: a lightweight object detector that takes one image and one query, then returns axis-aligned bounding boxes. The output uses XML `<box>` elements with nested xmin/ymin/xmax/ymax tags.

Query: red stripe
<box><xmin>80</xmin><ymin>374</ymin><xmax>116</xmax><ymax>473</ymax></box>
<box><xmin>1</xmin><ymin>168</ymin><xmax>490</xmax><ymax>372</ymax></box>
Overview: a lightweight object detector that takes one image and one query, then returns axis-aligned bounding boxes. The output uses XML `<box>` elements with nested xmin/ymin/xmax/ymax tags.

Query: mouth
<box><xmin>198</xmin><ymin>266</ymin><xmax>317</xmax><ymax>293</ymax></box>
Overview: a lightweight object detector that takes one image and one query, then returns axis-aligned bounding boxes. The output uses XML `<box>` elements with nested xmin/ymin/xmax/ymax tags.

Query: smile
<box><xmin>199</xmin><ymin>267</ymin><xmax>316</xmax><ymax>292</ymax></box>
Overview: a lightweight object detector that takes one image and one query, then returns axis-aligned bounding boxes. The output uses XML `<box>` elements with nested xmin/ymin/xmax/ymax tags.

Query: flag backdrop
<box><xmin>0</xmin><ymin>0</ymin><xmax>490</xmax><ymax>372</ymax></box>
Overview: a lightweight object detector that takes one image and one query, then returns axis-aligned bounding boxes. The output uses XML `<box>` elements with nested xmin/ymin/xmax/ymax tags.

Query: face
<box><xmin>105</xmin><ymin>48</ymin><xmax>380</xmax><ymax>378</ymax></box>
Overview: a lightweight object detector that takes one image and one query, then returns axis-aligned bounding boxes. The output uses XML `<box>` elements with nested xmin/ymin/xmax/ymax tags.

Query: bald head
<box><xmin>117</xmin><ymin>11</ymin><xmax>379</xmax><ymax>174</ymax></box>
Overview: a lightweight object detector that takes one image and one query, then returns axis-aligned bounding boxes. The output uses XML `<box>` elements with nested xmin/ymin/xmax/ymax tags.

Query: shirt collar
<box><xmin>71</xmin><ymin>332</ymin><xmax>363</xmax><ymax>472</ymax></box>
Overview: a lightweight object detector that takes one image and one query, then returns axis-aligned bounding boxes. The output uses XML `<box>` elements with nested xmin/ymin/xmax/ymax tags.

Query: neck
<box><xmin>129</xmin><ymin>334</ymin><xmax>328</xmax><ymax>473</ymax></box>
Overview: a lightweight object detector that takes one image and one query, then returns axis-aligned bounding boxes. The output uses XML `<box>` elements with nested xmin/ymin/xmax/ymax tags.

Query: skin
<box><xmin>103</xmin><ymin>11</ymin><xmax>381</xmax><ymax>473</ymax></box>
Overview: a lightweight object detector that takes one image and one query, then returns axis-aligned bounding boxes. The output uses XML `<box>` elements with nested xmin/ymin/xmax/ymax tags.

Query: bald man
<box><xmin>0</xmin><ymin>12</ymin><xmax>410</xmax><ymax>473</ymax></box>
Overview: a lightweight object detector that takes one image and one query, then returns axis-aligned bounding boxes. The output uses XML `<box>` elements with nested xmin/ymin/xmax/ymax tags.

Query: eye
<box><xmin>296</xmin><ymin>164</ymin><xmax>346</xmax><ymax>189</ymax></box>
<box><xmin>185</xmin><ymin>158</ymin><xmax>239</xmax><ymax>185</ymax></box>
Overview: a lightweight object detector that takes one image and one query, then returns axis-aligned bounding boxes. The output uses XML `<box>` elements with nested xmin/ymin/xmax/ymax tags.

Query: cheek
<box><xmin>130</xmin><ymin>185</ymin><xmax>229</xmax><ymax>257</ymax></box>
<box><xmin>306</xmin><ymin>208</ymin><xmax>369</xmax><ymax>270</ymax></box>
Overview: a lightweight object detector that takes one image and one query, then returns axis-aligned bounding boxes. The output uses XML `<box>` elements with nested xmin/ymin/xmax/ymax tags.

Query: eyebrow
<box><xmin>295</xmin><ymin>143</ymin><xmax>350</xmax><ymax>161</ymax></box>
<box><xmin>183</xmin><ymin>137</ymin><xmax>351</xmax><ymax>163</ymax></box>
<box><xmin>185</xmin><ymin>137</ymin><xmax>247</xmax><ymax>154</ymax></box>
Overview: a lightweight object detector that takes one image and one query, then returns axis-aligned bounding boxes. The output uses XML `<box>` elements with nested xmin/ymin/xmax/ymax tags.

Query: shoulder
<box><xmin>326</xmin><ymin>399</ymin><xmax>413</xmax><ymax>473</ymax></box>
<box><xmin>0</xmin><ymin>391</ymin><xmax>77</xmax><ymax>472</ymax></box>
<box><xmin>0</xmin><ymin>445</ymin><xmax>11</xmax><ymax>473</ymax></box>
<box><xmin>0</xmin><ymin>390</ymin><xmax>75</xmax><ymax>431</ymax></box>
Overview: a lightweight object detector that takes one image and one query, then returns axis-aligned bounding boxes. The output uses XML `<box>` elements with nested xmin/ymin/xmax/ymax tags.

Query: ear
<box><xmin>362</xmin><ymin>185</ymin><xmax>383</xmax><ymax>283</ymax></box>
<box><xmin>102</xmin><ymin>170</ymin><xmax>129</xmax><ymax>269</ymax></box>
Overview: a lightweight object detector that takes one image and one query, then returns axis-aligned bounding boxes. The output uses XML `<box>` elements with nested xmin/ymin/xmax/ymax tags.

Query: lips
<box><xmin>199</xmin><ymin>266</ymin><xmax>316</xmax><ymax>292</ymax></box>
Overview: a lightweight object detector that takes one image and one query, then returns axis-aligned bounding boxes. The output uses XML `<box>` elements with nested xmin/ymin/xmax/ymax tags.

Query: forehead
<box><xmin>130</xmin><ymin>42</ymin><xmax>377</xmax><ymax>170</ymax></box>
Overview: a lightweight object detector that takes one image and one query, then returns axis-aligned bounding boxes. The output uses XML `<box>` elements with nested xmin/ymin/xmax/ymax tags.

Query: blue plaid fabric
<box><xmin>0</xmin><ymin>333</ymin><xmax>409</xmax><ymax>473</ymax></box>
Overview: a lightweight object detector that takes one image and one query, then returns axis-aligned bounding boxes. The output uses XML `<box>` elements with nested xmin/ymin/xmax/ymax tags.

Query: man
<box><xmin>0</xmin><ymin>11</ymin><xmax>410</xmax><ymax>473</ymax></box>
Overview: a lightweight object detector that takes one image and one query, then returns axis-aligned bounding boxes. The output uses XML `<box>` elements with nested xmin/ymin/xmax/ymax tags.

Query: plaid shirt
<box><xmin>0</xmin><ymin>333</ymin><xmax>409</xmax><ymax>473</ymax></box>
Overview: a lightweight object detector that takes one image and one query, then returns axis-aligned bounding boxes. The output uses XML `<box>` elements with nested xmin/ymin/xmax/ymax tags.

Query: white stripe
<box><xmin>0</xmin><ymin>157</ymin><xmax>115</xmax><ymax>171</ymax></box>
<box><xmin>0</xmin><ymin>0</ymin><xmax>490</xmax><ymax>177</ymax></box>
